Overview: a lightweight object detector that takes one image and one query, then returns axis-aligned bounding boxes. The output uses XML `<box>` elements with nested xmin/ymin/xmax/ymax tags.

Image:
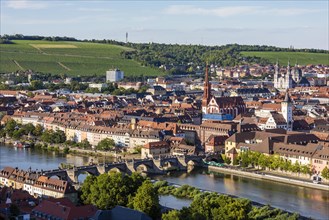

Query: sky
<box><xmin>0</xmin><ymin>0</ymin><xmax>328</xmax><ymax>49</ymax></box>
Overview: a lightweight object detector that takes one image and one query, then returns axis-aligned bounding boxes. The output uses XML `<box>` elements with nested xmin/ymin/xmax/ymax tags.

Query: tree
<box><xmin>133</xmin><ymin>145</ymin><xmax>143</xmax><ymax>154</ymax></box>
<box><xmin>300</xmin><ymin>164</ymin><xmax>311</xmax><ymax>175</ymax></box>
<box><xmin>24</xmin><ymin>123</ymin><xmax>35</xmax><ymax>135</ymax></box>
<box><xmin>0</xmin><ymin>128</ymin><xmax>6</xmax><ymax>140</ymax></box>
<box><xmin>258</xmin><ymin>154</ymin><xmax>268</xmax><ymax>169</ymax></box>
<box><xmin>53</xmin><ymin>130</ymin><xmax>66</xmax><ymax>143</ymax></box>
<box><xmin>239</xmin><ymin>152</ymin><xmax>250</xmax><ymax>167</ymax></box>
<box><xmin>224</xmin><ymin>156</ymin><xmax>231</xmax><ymax>165</ymax></box>
<box><xmin>132</xmin><ymin>180</ymin><xmax>160</xmax><ymax>219</ymax></box>
<box><xmin>12</xmin><ymin>128</ymin><xmax>25</xmax><ymax>140</ymax></box>
<box><xmin>80</xmin><ymin>172</ymin><xmax>145</xmax><ymax>210</ymax></box>
<box><xmin>269</xmin><ymin>155</ymin><xmax>281</xmax><ymax>171</ymax></box>
<box><xmin>321</xmin><ymin>166</ymin><xmax>329</xmax><ymax>180</ymax></box>
<box><xmin>41</xmin><ymin>129</ymin><xmax>66</xmax><ymax>144</ymax></box>
<box><xmin>291</xmin><ymin>161</ymin><xmax>301</xmax><ymax>174</ymax></box>
<box><xmin>80</xmin><ymin>175</ymin><xmax>97</xmax><ymax>204</ymax></box>
<box><xmin>212</xmin><ymin>198</ymin><xmax>252</xmax><ymax>220</ymax></box>
<box><xmin>5</xmin><ymin>119</ymin><xmax>17</xmax><ymax>137</ymax></box>
<box><xmin>63</xmin><ymin>147</ymin><xmax>70</xmax><ymax>154</ymax></box>
<box><xmin>33</xmin><ymin>124</ymin><xmax>43</xmax><ymax>136</ymax></box>
<box><xmin>30</xmin><ymin>80</ymin><xmax>44</xmax><ymax>90</ymax></box>
<box><xmin>27</xmin><ymin>91</ymin><xmax>34</xmax><ymax>98</ymax></box>
<box><xmin>79</xmin><ymin>139</ymin><xmax>91</xmax><ymax>149</ymax></box>
<box><xmin>85</xmin><ymin>87</ymin><xmax>100</xmax><ymax>93</ymax></box>
<box><xmin>96</xmin><ymin>138</ymin><xmax>115</xmax><ymax>151</ymax></box>
<box><xmin>283</xmin><ymin>160</ymin><xmax>292</xmax><ymax>172</ymax></box>
<box><xmin>162</xmin><ymin>210</ymin><xmax>182</xmax><ymax>220</ymax></box>
<box><xmin>41</xmin><ymin>129</ymin><xmax>53</xmax><ymax>143</ymax></box>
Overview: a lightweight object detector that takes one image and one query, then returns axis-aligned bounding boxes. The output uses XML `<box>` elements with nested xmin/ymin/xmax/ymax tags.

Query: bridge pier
<box><xmin>66</xmin><ymin>169</ymin><xmax>78</xmax><ymax>183</ymax></box>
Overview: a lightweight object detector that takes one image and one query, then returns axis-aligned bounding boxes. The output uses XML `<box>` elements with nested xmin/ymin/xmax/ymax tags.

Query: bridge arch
<box><xmin>76</xmin><ymin>170</ymin><xmax>99</xmax><ymax>183</ymax></box>
<box><xmin>160</xmin><ymin>158</ymin><xmax>180</xmax><ymax>170</ymax></box>
<box><xmin>107</xmin><ymin>167</ymin><xmax>122</xmax><ymax>173</ymax></box>
<box><xmin>47</xmin><ymin>175</ymin><xmax>62</xmax><ymax>180</ymax></box>
<box><xmin>184</xmin><ymin>156</ymin><xmax>203</xmax><ymax>167</ymax></box>
<box><xmin>43</xmin><ymin>171</ymin><xmax>68</xmax><ymax>181</ymax></box>
<box><xmin>134</xmin><ymin>163</ymin><xmax>152</xmax><ymax>173</ymax></box>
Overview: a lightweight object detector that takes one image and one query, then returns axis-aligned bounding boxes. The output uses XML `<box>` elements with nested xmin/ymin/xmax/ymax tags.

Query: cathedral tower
<box><xmin>285</xmin><ymin>60</ymin><xmax>293</xmax><ymax>89</ymax></box>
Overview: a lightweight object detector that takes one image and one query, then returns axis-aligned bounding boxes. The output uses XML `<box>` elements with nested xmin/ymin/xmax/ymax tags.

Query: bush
<box><xmin>47</xmin><ymin>146</ymin><xmax>55</xmax><ymax>151</ymax></box>
<box><xmin>153</xmin><ymin>180</ymin><xmax>168</xmax><ymax>191</ymax></box>
<box><xmin>35</xmin><ymin>143</ymin><xmax>42</xmax><ymax>148</ymax></box>
<box><xmin>63</xmin><ymin>147</ymin><xmax>70</xmax><ymax>154</ymax></box>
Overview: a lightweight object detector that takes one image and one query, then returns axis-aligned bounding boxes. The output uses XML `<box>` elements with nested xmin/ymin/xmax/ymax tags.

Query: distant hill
<box><xmin>241</xmin><ymin>51</ymin><xmax>329</xmax><ymax>66</ymax></box>
<box><xmin>0</xmin><ymin>40</ymin><xmax>163</xmax><ymax>77</ymax></box>
<box><xmin>0</xmin><ymin>35</ymin><xmax>328</xmax><ymax>76</ymax></box>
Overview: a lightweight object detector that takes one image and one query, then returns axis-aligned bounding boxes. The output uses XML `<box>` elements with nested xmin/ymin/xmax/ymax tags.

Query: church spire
<box><xmin>202</xmin><ymin>63</ymin><xmax>211</xmax><ymax>108</ymax></box>
<box><xmin>205</xmin><ymin>63</ymin><xmax>209</xmax><ymax>88</ymax></box>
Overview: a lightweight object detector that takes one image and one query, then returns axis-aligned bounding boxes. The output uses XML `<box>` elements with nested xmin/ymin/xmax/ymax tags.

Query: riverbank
<box><xmin>1</xmin><ymin>138</ymin><xmax>141</xmax><ymax>160</ymax></box>
<box><xmin>2</xmin><ymin>144</ymin><xmax>328</xmax><ymax>219</ymax></box>
<box><xmin>155</xmin><ymin>180</ymin><xmax>309</xmax><ymax>220</ymax></box>
<box><xmin>208</xmin><ymin>165</ymin><xmax>329</xmax><ymax>191</ymax></box>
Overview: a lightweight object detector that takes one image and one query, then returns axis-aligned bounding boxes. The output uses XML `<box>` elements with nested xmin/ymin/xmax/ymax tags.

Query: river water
<box><xmin>0</xmin><ymin>145</ymin><xmax>328</xmax><ymax>219</ymax></box>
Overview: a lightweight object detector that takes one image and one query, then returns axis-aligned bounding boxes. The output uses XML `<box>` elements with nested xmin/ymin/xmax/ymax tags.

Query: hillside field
<box><xmin>241</xmin><ymin>51</ymin><xmax>329</xmax><ymax>66</ymax></box>
<box><xmin>0</xmin><ymin>40</ymin><xmax>163</xmax><ymax>77</ymax></box>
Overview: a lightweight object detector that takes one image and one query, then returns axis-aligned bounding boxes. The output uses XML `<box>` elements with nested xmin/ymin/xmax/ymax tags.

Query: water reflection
<box><xmin>155</xmin><ymin>169</ymin><xmax>329</xmax><ymax>220</ymax></box>
<box><xmin>0</xmin><ymin>145</ymin><xmax>114</xmax><ymax>171</ymax></box>
<box><xmin>1</xmin><ymin>145</ymin><xmax>328</xmax><ymax>219</ymax></box>
<box><xmin>159</xmin><ymin>195</ymin><xmax>191</xmax><ymax>210</ymax></box>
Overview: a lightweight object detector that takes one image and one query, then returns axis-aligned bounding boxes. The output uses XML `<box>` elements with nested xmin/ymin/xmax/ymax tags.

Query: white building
<box><xmin>106</xmin><ymin>69</ymin><xmax>124</xmax><ymax>82</ymax></box>
<box><xmin>273</xmin><ymin>61</ymin><xmax>293</xmax><ymax>90</ymax></box>
<box><xmin>89</xmin><ymin>83</ymin><xmax>108</xmax><ymax>91</ymax></box>
<box><xmin>281</xmin><ymin>91</ymin><xmax>293</xmax><ymax>131</ymax></box>
<box><xmin>257</xmin><ymin>91</ymin><xmax>293</xmax><ymax>131</ymax></box>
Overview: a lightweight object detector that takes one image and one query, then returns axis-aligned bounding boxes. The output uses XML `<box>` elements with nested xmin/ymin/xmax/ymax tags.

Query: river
<box><xmin>0</xmin><ymin>145</ymin><xmax>328</xmax><ymax>219</ymax></box>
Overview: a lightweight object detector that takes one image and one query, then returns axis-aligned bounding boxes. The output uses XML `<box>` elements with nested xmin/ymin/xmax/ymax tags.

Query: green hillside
<box><xmin>0</xmin><ymin>40</ymin><xmax>163</xmax><ymax>76</ymax></box>
<box><xmin>241</xmin><ymin>51</ymin><xmax>329</xmax><ymax>66</ymax></box>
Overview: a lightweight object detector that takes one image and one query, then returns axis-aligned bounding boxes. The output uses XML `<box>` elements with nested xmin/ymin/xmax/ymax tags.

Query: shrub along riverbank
<box><xmin>78</xmin><ymin>172</ymin><xmax>301</xmax><ymax>220</ymax></box>
<box><xmin>155</xmin><ymin>180</ymin><xmax>300</xmax><ymax>220</ymax></box>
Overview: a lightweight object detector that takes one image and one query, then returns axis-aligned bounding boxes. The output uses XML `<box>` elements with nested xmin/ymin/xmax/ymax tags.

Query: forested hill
<box><xmin>121</xmin><ymin>43</ymin><xmax>328</xmax><ymax>70</ymax></box>
<box><xmin>1</xmin><ymin>34</ymin><xmax>328</xmax><ymax>76</ymax></box>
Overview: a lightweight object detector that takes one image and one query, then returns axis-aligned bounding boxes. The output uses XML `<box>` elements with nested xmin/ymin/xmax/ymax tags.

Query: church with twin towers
<box><xmin>273</xmin><ymin>60</ymin><xmax>309</xmax><ymax>90</ymax></box>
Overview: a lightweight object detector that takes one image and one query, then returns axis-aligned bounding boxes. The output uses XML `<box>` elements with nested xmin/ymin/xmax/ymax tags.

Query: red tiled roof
<box><xmin>32</xmin><ymin>198</ymin><xmax>97</xmax><ymax>220</ymax></box>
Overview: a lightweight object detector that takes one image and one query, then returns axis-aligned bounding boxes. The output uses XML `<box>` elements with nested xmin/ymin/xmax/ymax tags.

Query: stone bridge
<box><xmin>42</xmin><ymin>155</ymin><xmax>205</xmax><ymax>183</ymax></box>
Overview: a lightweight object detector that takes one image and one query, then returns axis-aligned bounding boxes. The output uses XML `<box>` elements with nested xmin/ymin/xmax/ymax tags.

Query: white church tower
<box><xmin>284</xmin><ymin>60</ymin><xmax>293</xmax><ymax>89</ymax></box>
<box><xmin>281</xmin><ymin>90</ymin><xmax>293</xmax><ymax>131</ymax></box>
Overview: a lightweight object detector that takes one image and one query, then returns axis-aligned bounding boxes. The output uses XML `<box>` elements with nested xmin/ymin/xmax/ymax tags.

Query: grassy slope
<box><xmin>0</xmin><ymin>40</ymin><xmax>163</xmax><ymax>76</ymax></box>
<box><xmin>241</xmin><ymin>51</ymin><xmax>329</xmax><ymax>66</ymax></box>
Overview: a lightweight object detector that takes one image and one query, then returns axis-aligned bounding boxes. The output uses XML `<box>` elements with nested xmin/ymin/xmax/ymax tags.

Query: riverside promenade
<box><xmin>208</xmin><ymin>166</ymin><xmax>329</xmax><ymax>191</ymax></box>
